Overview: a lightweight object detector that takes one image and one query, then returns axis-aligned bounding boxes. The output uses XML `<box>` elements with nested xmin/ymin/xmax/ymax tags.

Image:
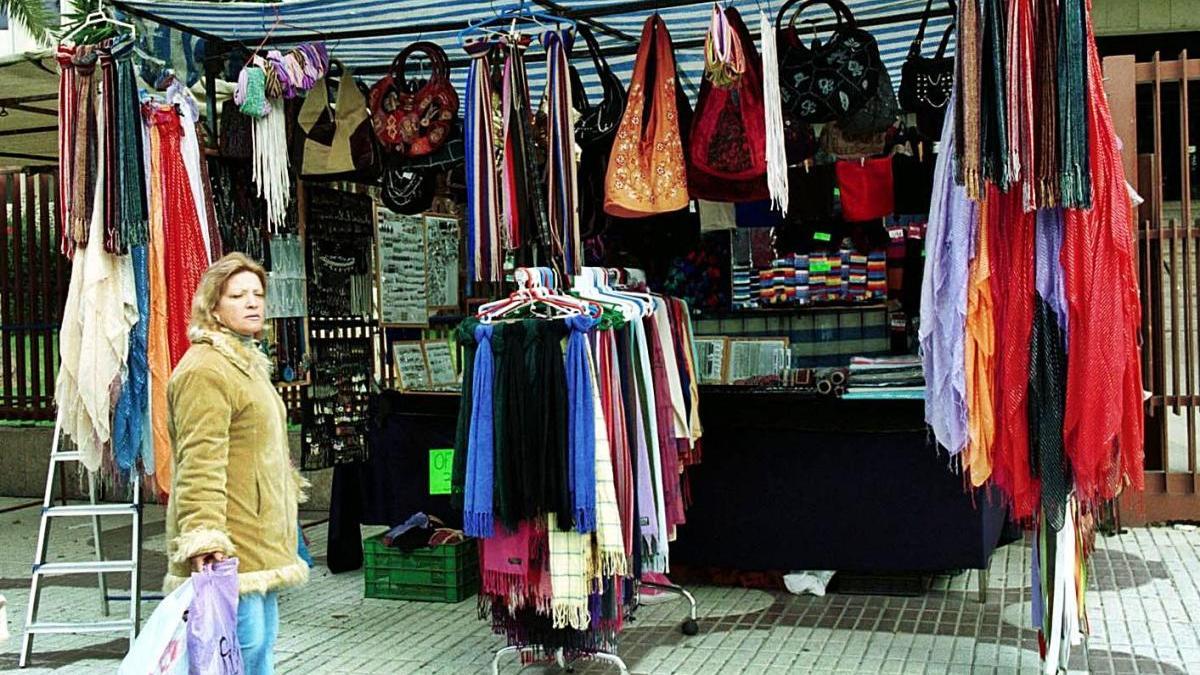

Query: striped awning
<box><xmin>113</xmin><ymin>0</ymin><xmax>955</xmax><ymax>100</ymax></box>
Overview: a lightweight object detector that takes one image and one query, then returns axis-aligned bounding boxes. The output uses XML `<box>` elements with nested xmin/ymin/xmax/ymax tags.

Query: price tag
<box><xmin>429</xmin><ymin>448</ymin><xmax>454</xmax><ymax>495</ymax></box>
<box><xmin>810</xmin><ymin>261</ymin><xmax>832</xmax><ymax>273</ymax></box>
<box><xmin>888</xmin><ymin>227</ymin><xmax>905</xmax><ymax>242</ymax></box>
<box><xmin>813</xmin><ymin>231</ymin><xmax>832</xmax><ymax>242</ymax></box>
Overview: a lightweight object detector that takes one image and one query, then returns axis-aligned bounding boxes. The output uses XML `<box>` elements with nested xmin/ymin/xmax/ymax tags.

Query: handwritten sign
<box><xmin>429</xmin><ymin>448</ymin><xmax>454</xmax><ymax>495</ymax></box>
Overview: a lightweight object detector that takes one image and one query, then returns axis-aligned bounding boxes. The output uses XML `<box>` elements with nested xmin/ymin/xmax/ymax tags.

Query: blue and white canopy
<box><xmin>114</xmin><ymin>0</ymin><xmax>954</xmax><ymax>100</ymax></box>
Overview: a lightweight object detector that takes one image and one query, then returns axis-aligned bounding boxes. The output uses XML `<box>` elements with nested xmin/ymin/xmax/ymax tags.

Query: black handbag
<box><xmin>570</xmin><ymin>25</ymin><xmax>626</xmax><ymax>148</ymax></box>
<box><xmin>899</xmin><ymin>0</ymin><xmax>956</xmax><ymax>137</ymax></box>
<box><xmin>775</xmin><ymin>0</ymin><xmax>884</xmax><ymax>124</ymax></box>
<box><xmin>381</xmin><ymin>164</ymin><xmax>435</xmax><ymax>215</ymax></box>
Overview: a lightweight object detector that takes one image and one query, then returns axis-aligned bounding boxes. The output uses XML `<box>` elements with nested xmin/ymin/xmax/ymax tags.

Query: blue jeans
<box><xmin>236</xmin><ymin>591</ymin><xmax>279</xmax><ymax>675</ymax></box>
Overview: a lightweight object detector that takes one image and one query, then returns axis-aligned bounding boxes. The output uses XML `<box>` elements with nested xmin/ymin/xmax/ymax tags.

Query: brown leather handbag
<box><xmin>368</xmin><ymin>42</ymin><xmax>459</xmax><ymax>158</ymax></box>
<box><xmin>604</xmin><ymin>15</ymin><xmax>690</xmax><ymax>218</ymax></box>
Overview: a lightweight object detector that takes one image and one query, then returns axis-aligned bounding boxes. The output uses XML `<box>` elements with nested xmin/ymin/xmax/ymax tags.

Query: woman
<box><xmin>163</xmin><ymin>252</ymin><xmax>308</xmax><ymax>674</ymax></box>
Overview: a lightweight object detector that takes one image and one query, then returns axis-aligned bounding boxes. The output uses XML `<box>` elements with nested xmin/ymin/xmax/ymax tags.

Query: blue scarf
<box><xmin>112</xmin><ymin>244</ymin><xmax>150</xmax><ymax>475</ymax></box>
<box><xmin>464</xmin><ymin>324</ymin><xmax>496</xmax><ymax>537</ymax></box>
<box><xmin>565</xmin><ymin>315</ymin><xmax>597</xmax><ymax>533</ymax></box>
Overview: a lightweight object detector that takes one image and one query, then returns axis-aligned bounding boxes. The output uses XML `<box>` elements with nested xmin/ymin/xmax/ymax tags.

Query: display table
<box><xmin>668</xmin><ymin>388</ymin><xmax>1007</xmax><ymax>577</ymax></box>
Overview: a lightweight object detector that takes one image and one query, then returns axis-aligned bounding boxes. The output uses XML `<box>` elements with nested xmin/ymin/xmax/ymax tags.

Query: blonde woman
<box><xmin>163</xmin><ymin>252</ymin><xmax>308</xmax><ymax>674</ymax></box>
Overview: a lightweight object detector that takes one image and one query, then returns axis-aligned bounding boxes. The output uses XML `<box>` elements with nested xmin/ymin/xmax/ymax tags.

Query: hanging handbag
<box><xmin>687</xmin><ymin>6</ymin><xmax>769</xmax><ymax>203</ymax></box>
<box><xmin>775</xmin><ymin>0</ymin><xmax>884</xmax><ymax>123</ymax></box>
<box><xmin>899</xmin><ymin>0</ymin><xmax>956</xmax><ymax>137</ymax></box>
<box><xmin>381</xmin><ymin>164</ymin><xmax>435</xmax><ymax>215</ymax></box>
<box><xmin>298</xmin><ymin>64</ymin><xmax>382</xmax><ymax>179</ymax></box>
<box><xmin>571</xmin><ymin>25</ymin><xmax>626</xmax><ymax>148</ymax></box>
<box><xmin>368</xmin><ymin>42</ymin><xmax>459</xmax><ymax>158</ymax></box>
<box><xmin>839</xmin><ymin>61</ymin><xmax>899</xmax><ymax>136</ymax></box>
<box><xmin>604</xmin><ymin>15</ymin><xmax>690</xmax><ymax>218</ymax></box>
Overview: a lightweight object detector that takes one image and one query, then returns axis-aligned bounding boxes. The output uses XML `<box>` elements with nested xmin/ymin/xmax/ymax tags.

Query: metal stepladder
<box><xmin>19</xmin><ymin>412</ymin><xmax>144</xmax><ymax>668</ymax></box>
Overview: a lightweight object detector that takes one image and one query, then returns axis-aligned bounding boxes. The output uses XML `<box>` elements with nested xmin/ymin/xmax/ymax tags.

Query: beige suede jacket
<box><xmin>163</xmin><ymin>328</ymin><xmax>309</xmax><ymax>595</ymax></box>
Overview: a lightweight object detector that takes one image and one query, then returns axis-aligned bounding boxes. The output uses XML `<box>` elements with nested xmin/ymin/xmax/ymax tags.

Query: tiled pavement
<box><xmin>0</xmin><ymin>495</ymin><xmax>1197</xmax><ymax>674</ymax></box>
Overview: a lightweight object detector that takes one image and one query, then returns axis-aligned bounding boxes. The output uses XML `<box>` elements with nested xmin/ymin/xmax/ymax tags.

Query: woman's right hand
<box><xmin>189</xmin><ymin>550</ymin><xmax>227</xmax><ymax>573</ymax></box>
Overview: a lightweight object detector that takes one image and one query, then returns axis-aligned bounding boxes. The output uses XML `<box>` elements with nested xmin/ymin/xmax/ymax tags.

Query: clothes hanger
<box><xmin>456</xmin><ymin>0</ymin><xmax>576</xmax><ymax>47</ymax></box>
<box><xmin>60</xmin><ymin>4</ymin><xmax>137</xmax><ymax>45</ymax></box>
<box><xmin>477</xmin><ymin>267</ymin><xmax>597</xmax><ymax>323</ymax></box>
<box><xmin>574</xmin><ymin>267</ymin><xmax>639</xmax><ymax>321</ymax></box>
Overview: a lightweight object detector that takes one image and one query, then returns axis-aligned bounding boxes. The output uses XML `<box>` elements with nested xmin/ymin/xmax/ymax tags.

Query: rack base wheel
<box><xmin>681</xmin><ymin>618</ymin><xmax>699</xmax><ymax>636</ymax></box>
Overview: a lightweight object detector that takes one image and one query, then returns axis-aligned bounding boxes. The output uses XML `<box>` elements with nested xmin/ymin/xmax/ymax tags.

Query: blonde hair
<box><xmin>189</xmin><ymin>252</ymin><xmax>269</xmax><ymax>335</ymax></box>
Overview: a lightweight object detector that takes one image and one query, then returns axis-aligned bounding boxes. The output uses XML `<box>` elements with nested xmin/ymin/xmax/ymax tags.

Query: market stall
<box><xmin>28</xmin><ymin>0</ymin><xmax>1144</xmax><ymax>671</ymax></box>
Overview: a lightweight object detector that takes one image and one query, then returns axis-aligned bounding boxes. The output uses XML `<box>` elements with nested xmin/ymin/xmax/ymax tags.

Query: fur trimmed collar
<box><xmin>189</xmin><ymin>327</ymin><xmax>273</xmax><ymax>380</ymax></box>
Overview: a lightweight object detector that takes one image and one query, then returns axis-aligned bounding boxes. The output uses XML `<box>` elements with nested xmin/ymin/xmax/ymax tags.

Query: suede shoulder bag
<box><xmin>298</xmin><ymin>64</ymin><xmax>382</xmax><ymax>179</ymax></box>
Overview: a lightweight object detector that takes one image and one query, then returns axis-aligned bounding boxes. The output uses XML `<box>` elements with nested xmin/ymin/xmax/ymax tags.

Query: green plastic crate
<box><xmin>362</xmin><ymin>534</ymin><xmax>479</xmax><ymax>602</ymax></box>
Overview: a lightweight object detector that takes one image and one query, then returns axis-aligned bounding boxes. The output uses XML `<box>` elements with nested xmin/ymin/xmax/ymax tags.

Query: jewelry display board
<box><xmin>376</xmin><ymin>209</ymin><xmax>429</xmax><ymax>326</ymax></box>
<box><xmin>306</xmin><ymin>186</ymin><xmax>376</xmax><ymax>319</ymax></box>
<box><xmin>391</xmin><ymin>340</ymin><xmax>431</xmax><ymax>391</ymax></box>
<box><xmin>302</xmin><ymin>318</ymin><xmax>374</xmax><ymax>470</ymax></box>
<box><xmin>422</xmin><ymin>339</ymin><xmax>460</xmax><ymax>390</ymax></box>
<box><xmin>693</xmin><ymin>337</ymin><xmax>730</xmax><ymax>385</ymax></box>
<box><xmin>423</xmin><ymin>215</ymin><xmax>461</xmax><ymax>310</ymax></box>
<box><xmin>727</xmin><ymin>337</ymin><xmax>791</xmax><ymax>383</ymax></box>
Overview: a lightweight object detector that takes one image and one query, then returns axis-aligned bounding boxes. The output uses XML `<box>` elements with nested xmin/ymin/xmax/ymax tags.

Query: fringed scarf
<box><xmin>500</xmin><ymin>36</ymin><xmax>534</xmax><ymax>255</ymax></box>
<box><xmin>1060</xmin><ymin>20</ymin><xmax>1143</xmax><ymax>507</ymax></box>
<box><xmin>1057</xmin><ymin>0</ymin><xmax>1091</xmax><ymax>208</ymax></box>
<box><xmin>452</xmin><ymin>319</ymin><xmax>480</xmax><ymax>511</ymax></box>
<box><xmin>547</xmin><ymin>513</ymin><xmax>592</xmax><ymax>630</ymax></box>
<box><xmin>587</xmin><ymin>343</ymin><xmax>628</xmax><ymax>579</ymax></box>
<box><xmin>1006</xmin><ymin>0</ymin><xmax>1036</xmax><ymax>208</ymax></box>
<box><xmin>481</xmin><ymin>519</ymin><xmax>535</xmax><ymax>607</ymax></box>
<box><xmin>56</xmin><ymin>45</ymin><xmax>77</xmax><ymax>257</ymax></box>
<box><xmin>543</xmin><ymin>29</ymin><xmax>582</xmax><ymax>276</ymax></box>
<box><xmin>144</xmin><ymin>118</ymin><xmax>173</xmax><ymax>496</ymax></box>
<box><xmin>954</xmin><ymin>0</ymin><xmax>983</xmax><ymax>198</ymax></box>
<box><xmin>599</xmin><ymin>330</ymin><xmax>635</xmax><ymax>558</ymax></box>
<box><xmin>988</xmin><ymin>188</ymin><xmax>1037</xmax><ymax>518</ymax></box>
<box><xmin>464</xmin><ymin>323</ymin><xmax>496</xmax><ymax>538</ymax></box>
<box><xmin>963</xmin><ymin>187</ymin><xmax>996</xmax><ymax>487</ymax></box>
<box><xmin>70</xmin><ymin>45</ymin><xmax>100</xmax><ymax>248</ymax></box>
<box><xmin>980</xmin><ymin>0</ymin><xmax>1011</xmax><ymax>192</ymax></box>
<box><xmin>565</xmin><ymin>316</ymin><xmax>598</xmax><ymax>534</ymax></box>
<box><xmin>760</xmin><ymin>11</ymin><xmax>789</xmax><ymax>216</ymax></box>
<box><xmin>465</xmin><ymin>40</ymin><xmax>502</xmax><ymax>282</ymax></box>
<box><xmin>110</xmin><ymin>37</ymin><xmax>148</xmax><ymax>252</ymax></box>
<box><xmin>1034</xmin><ymin>0</ymin><xmax>1061</xmax><ymax>207</ymax></box>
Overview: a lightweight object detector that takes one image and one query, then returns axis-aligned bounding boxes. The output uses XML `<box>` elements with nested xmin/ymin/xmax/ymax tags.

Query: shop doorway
<box><xmin>1103</xmin><ymin>52</ymin><xmax>1200</xmax><ymax>523</ymax></box>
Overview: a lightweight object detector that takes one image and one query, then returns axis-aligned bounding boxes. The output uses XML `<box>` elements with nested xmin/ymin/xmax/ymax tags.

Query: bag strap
<box><xmin>933</xmin><ymin>19</ymin><xmax>956</xmax><ymax>59</ymax></box>
<box><xmin>576</xmin><ymin>25</ymin><xmax>611</xmax><ymax>82</ymax></box>
<box><xmin>909</xmin><ymin>0</ymin><xmax>957</xmax><ymax>59</ymax></box>
<box><xmin>775</xmin><ymin>0</ymin><xmax>852</xmax><ymax>32</ymax></box>
<box><xmin>392</xmin><ymin>42</ymin><xmax>451</xmax><ymax>91</ymax></box>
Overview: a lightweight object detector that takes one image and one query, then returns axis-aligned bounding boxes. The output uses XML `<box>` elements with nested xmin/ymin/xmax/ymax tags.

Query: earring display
<box><xmin>267</xmin><ymin>234</ymin><xmax>307</xmax><ymax>318</ymax></box>
<box><xmin>423</xmin><ymin>215</ymin><xmax>460</xmax><ymax>310</ymax></box>
<box><xmin>302</xmin><ymin>325</ymin><xmax>373</xmax><ymax>469</ymax></box>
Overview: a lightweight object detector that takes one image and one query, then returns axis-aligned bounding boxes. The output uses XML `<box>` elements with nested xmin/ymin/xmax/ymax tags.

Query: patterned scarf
<box><xmin>543</xmin><ymin>29</ymin><xmax>581</xmax><ymax>276</ymax></box>
<box><xmin>70</xmin><ymin>45</ymin><xmax>100</xmax><ymax>248</ymax></box>
<box><xmin>547</xmin><ymin>513</ymin><xmax>592</xmax><ymax>630</ymax></box>
<box><xmin>464</xmin><ymin>323</ymin><xmax>496</xmax><ymax>537</ymax></box>
<box><xmin>464</xmin><ymin>40</ymin><xmax>502</xmax><ymax>282</ymax></box>
<box><xmin>101</xmin><ymin>37</ymin><xmax>149</xmax><ymax>253</ymax></box>
<box><xmin>1034</xmin><ymin>0</ymin><xmax>1060</xmax><ymax>207</ymax></box>
<box><xmin>56</xmin><ymin>45</ymin><xmax>77</xmax><ymax>257</ymax></box>
<box><xmin>980</xmin><ymin>0</ymin><xmax>1011</xmax><ymax>191</ymax></box>
<box><xmin>587</xmin><ymin>343</ymin><xmax>628</xmax><ymax>579</ymax></box>
<box><xmin>1006</xmin><ymin>0</ymin><xmax>1036</xmax><ymax>208</ymax></box>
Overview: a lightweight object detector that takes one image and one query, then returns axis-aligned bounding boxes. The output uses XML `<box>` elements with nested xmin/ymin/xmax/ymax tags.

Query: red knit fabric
<box><xmin>986</xmin><ymin>185</ymin><xmax>1039</xmax><ymax>522</ymax></box>
<box><xmin>151</xmin><ymin>107</ymin><xmax>209</xmax><ymax>368</ymax></box>
<box><xmin>1060</xmin><ymin>21</ymin><xmax>1144</xmax><ymax>506</ymax></box>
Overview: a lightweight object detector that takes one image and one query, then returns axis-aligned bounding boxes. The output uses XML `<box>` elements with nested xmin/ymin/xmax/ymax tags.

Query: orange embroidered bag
<box><xmin>604</xmin><ymin>15</ymin><xmax>690</xmax><ymax>218</ymax></box>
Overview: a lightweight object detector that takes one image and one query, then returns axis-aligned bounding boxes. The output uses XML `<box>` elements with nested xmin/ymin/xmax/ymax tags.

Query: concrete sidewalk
<box><xmin>0</xmin><ymin>495</ymin><xmax>1197</xmax><ymax>674</ymax></box>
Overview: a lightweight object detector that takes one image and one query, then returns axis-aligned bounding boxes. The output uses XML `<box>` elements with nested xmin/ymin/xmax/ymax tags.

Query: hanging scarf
<box><xmin>452</xmin><ymin>319</ymin><xmax>480</xmax><ymax>511</ymax></box>
<box><xmin>988</xmin><ymin>187</ymin><xmax>1037</xmax><ymax>517</ymax></box>
<box><xmin>112</xmin><ymin>37</ymin><xmax>148</xmax><ymax>252</ymax></box>
<box><xmin>543</xmin><ymin>29</ymin><xmax>582</xmax><ymax>276</ymax></box>
<box><xmin>55</xmin><ymin>93</ymin><xmax>139</xmax><ymax>473</ymax></box>
<box><xmin>963</xmin><ymin>188</ymin><xmax>996</xmax><ymax>486</ymax></box>
<box><xmin>169</xmin><ymin>81</ymin><xmax>217</xmax><ymax>263</ymax></box>
<box><xmin>464</xmin><ymin>323</ymin><xmax>496</xmax><ymax>538</ymax></box>
<box><xmin>144</xmin><ymin>118</ymin><xmax>173</xmax><ymax>496</ymax></box>
<box><xmin>1006</xmin><ymin>0</ymin><xmax>1036</xmax><ymax>207</ymax></box>
<box><xmin>920</xmin><ymin>87</ymin><xmax>973</xmax><ymax>456</ymax></box>
<box><xmin>547</xmin><ymin>513</ymin><xmax>592</xmax><ymax>630</ymax></box>
<box><xmin>465</xmin><ymin>39</ymin><xmax>502</xmax><ymax>282</ymax></box>
<box><xmin>954</xmin><ymin>0</ymin><xmax>983</xmax><ymax>198</ymax></box>
<box><xmin>1057</xmin><ymin>0</ymin><xmax>1091</xmax><ymax>208</ymax></box>
<box><xmin>565</xmin><ymin>316</ymin><xmax>598</xmax><ymax>533</ymax></box>
<box><xmin>1060</xmin><ymin>21</ymin><xmax>1143</xmax><ymax>507</ymax></box>
<box><xmin>481</xmin><ymin>519</ymin><xmax>533</xmax><ymax>605</ymax></box>
<box><xmin>500</xmin><ymin>37</ymin><xmax>532</xmax><ymax>255</ymax></box>
<box><xmin>70</xmin><ymin>45</ymin><xmax>100</xmax><ymax>247</ymax></box>
<box><xmin>111</xmin><ymin>243</ymin><xmax>150</xmax><ymax>476</ymax></box>
<box><xmin>598</xmin><ymin>330</ymin><xmax>635</xmax><ymax>558</ymax></box>
<box><xmin>147</xmin><ymin>106</ymin><xmax>209</xmax><ymax>368</ymax></box>
<box><xmin>760</xmin><ymin>11</ymin><xmax>788</xmax><ymax>216</ymax></box>
<box><xmin>980</xmin><ymin>0</ymin><xmax>1011</xmax><ymax>191</ymax></box>
<box><xmin>251</xmin><ymin>96</ymin><xmax>290</xmax><ymax>233</ymax></box>
<box><xmin>1034</xmin><ymin>0</ymin><xmax>1060</xmax><ymax>207</ymax></box>
<box><xmin>588</xmin><ymin>345</ymin><xmax>629</xmax><ymax>579</ymax></box>
<box><xmin>56</xmin><ymin>45</ymin><xmax>78</xmax><ymax>257</ymax></box>
<box><xmin>98</xmin><ymin>42</ymin><xmax>119</xmax><ymax>253</ymax></box>
<box><xmin>633</xmin><ymin>319</ymin><xmax>669</xmax><ymax>571</ymax></box>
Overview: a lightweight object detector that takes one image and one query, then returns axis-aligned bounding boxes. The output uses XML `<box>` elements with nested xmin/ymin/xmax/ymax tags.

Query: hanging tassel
<box><xmin>760</xmin><ymin>11</ymin><xmax>788</xmax><ymax>216</ymax></box>
<box><xmin>250</xmin><ymin>103</ymin><xmax>291</xmax><ymax>233</ymax></box>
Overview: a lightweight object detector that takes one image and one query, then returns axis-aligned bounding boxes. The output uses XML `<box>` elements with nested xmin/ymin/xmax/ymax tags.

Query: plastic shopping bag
<box><xmin>118</xmin><ymin>579</ymin><xmax>194</xmax><ymax>675</ymax></box>
<box><xmin>187</xmin><ymin>557</ymin><xmax>243</xmax><ymax>675</ymax></box>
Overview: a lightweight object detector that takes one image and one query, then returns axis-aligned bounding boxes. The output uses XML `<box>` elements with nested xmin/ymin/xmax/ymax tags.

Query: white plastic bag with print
<box><xmin>118</xmin><ymin>579</ymin><xmax>195</xmax><ymax>675</ymax></box>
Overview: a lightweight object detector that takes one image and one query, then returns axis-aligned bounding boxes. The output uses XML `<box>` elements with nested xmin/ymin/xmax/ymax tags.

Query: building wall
<box><xmin>1093</xmin><ymin>0</ymin><xmax>1200</xmax><ymax>35</ymax></box>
